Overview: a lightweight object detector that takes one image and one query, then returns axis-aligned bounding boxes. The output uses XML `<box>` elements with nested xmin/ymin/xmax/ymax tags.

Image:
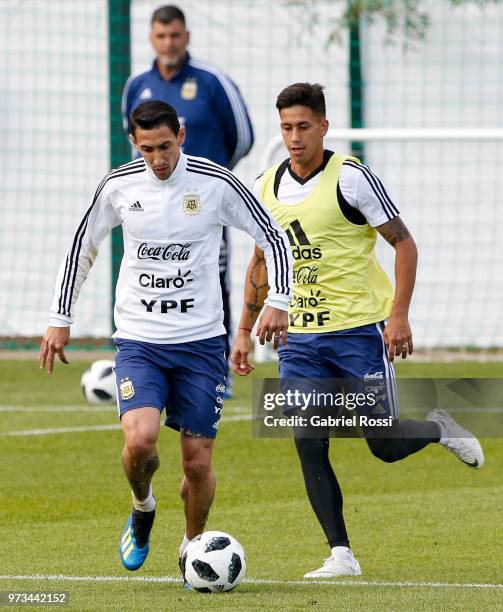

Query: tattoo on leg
<box><xmin>124</xmin><ymin>451</ymin><xmax>160</xmax><ymax>500</ymax></box>
<box><xmin>144</xmin><ymin>454</ymin><xmax>160</xmax><ymax>477</ymax></box>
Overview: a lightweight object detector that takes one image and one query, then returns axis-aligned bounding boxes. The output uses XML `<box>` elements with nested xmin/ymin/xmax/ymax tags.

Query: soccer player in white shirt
<box><xmin>39</xmin><ymin>100</ymin><xmax>292</xmax><ymax>578</ymax></box>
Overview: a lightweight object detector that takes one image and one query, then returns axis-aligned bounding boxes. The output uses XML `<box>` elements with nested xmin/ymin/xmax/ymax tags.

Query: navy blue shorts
<box><xmin>277</xmin><ymin>322</ymin><xmax>399</xmax><ymax>419</ymax></box>
<box><xmin>114</xmin><ymin>335</ymin><xmax>227</xmax><ymax>438</ymax></box>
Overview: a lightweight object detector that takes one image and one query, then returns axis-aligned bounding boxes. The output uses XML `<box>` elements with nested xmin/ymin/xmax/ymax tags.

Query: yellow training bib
<box><xmin>260</xmin><ymin>154</ymin><xmax>394</xmax><ymax>332</ymax></box>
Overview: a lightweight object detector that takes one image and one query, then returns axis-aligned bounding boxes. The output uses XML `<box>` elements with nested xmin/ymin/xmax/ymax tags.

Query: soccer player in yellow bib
<box><xmin>231</xmin><ymin>83</ymin><xmax>484</xmax><ymax>578</ymax></box>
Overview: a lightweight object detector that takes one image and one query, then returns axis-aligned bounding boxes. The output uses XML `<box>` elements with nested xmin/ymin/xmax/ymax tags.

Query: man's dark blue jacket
<box><xmin>122</xmin><ymin>54</ymin><xmax>254</xmax><ymax>169</ymax></box>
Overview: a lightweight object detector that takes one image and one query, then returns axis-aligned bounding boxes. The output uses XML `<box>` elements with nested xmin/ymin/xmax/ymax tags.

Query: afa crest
<box><xmin>181</xmin><ymin>78</ymin><xmax>198</xmax><ymax>100</ymax></box>
<box><xmin>183</xmin><ymin>194</ymin><xmax>201</xmax><ymax>215</ymax></box>
<box><xmin>120</xmin><ymin>377</ymin><xmax>135</xmax><ymax>400</ymax></box>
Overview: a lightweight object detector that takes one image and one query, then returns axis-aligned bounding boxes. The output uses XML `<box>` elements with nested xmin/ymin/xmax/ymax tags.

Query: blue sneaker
<box><xmin>119</xmin><ymin>509</ymin><xmax>155</xmax><ymax>571</ymax></box>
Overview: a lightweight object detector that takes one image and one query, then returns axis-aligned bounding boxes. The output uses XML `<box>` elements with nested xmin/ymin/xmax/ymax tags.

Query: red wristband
<box><xmin>238</xmin><ymin>327</ymin><xmax>252</xmax><ymax>332</ymax></box>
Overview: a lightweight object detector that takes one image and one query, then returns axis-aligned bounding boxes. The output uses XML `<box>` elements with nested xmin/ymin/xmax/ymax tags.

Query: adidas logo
<box><xmin>139</xmin><ymin>87</ymin><xmax>152</xmax><ymax>100</ymax></box>
<box><xmin>286</xmin><ymin>219</ymin><xmax>321</xmax><ymax>260</ymax></box>
<box><xmin>128</xmin><ymin>200</ymin><xmax>144</xmax><ymax>212</ymax></box>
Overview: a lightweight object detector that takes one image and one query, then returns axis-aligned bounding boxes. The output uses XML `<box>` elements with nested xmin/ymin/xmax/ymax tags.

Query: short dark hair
<box><xmin>276</xmin><ymin>83</ymin><xmax>326</xmax><ymax>117</ymax></box>
<box><xmin>151</xmin><ymin>5</ymin><xmax>186</xmax><ymax>26</ymax></box>
<box><xmin>130</xmin><ymin>100</ymin><xmax>180</xmax><ymax>136</ymax></box>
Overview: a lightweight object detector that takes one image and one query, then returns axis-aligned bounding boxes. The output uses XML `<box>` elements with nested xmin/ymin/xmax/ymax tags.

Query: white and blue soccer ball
<box><xmin>80</xmin><ymin>360</ymin><xmax>117</xmax><ymax>404</ymax></box>
<box><xmin>182</xmin><ymin>531</ymin><xmax>247</xmax><ymax>592</ymax></box>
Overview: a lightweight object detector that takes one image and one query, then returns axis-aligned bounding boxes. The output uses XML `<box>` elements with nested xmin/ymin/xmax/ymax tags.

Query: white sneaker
<box><xmin>427</xmin><ymin>409</ymin><xmax>484</xmax><ymax>468</ymax></box>
<box><xmin>303</xmin><ymin>549</ymin><xmax>361</xmax><ymax>578</ymax></box>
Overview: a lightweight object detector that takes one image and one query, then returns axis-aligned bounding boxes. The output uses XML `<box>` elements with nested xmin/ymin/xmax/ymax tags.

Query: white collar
<box><xmin>144</xmin><ymin>151</ymin><xmax>187</xmax><ymax>185</ymax></box>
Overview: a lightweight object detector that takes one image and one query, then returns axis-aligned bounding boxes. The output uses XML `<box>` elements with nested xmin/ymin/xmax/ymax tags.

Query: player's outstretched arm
<box><xmin>231</xmin><ymin>245</ymin><xmax>269</xmax><ymax>376</ymax></box>
<box><xmin>43</xmin><ymin>172</ymin><xmax>119</xmax><ymax>374</ymax></box>
<box><xmin>221</xmin><ymin>174</ymin><xmax>293</xmax><ymax>374</ymax></box>
<box><xmin>39</xmin><ymin>326</ymin><xmax>70</xmax><ymax>374</ymax></box>
<box><xmin>376</xmin><ymin>216</ymin><xmax>418</xmax><ymax>361</ymax></box>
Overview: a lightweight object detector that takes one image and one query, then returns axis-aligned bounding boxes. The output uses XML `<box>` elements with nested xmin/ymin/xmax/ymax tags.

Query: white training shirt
<box><xmin>50</xmin><ymin>153</ymin><xmax>292</xmax><ymax>344</ymax></box>
<box><xmin>253</xmin><ymin>152</ymin><xmax>400</xmax><ymax>227</ymax></box>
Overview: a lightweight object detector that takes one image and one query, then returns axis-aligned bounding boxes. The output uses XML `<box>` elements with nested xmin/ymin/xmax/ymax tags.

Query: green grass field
<box><xmin>1</xmin><ymin>358</ymin><xmax>502</xmax><ymax>610</ymax></box>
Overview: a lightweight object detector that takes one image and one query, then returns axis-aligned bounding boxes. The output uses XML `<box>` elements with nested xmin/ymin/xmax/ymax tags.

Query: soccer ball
<box><xmin>182</xmin><ymin>531</ymin><xmax>247</xmax><ymax>592</ymax></box>
<box><xmin>80</xmin><ymin>360</ymin><xmax>117</xmax><ymax>404</ymax></box>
